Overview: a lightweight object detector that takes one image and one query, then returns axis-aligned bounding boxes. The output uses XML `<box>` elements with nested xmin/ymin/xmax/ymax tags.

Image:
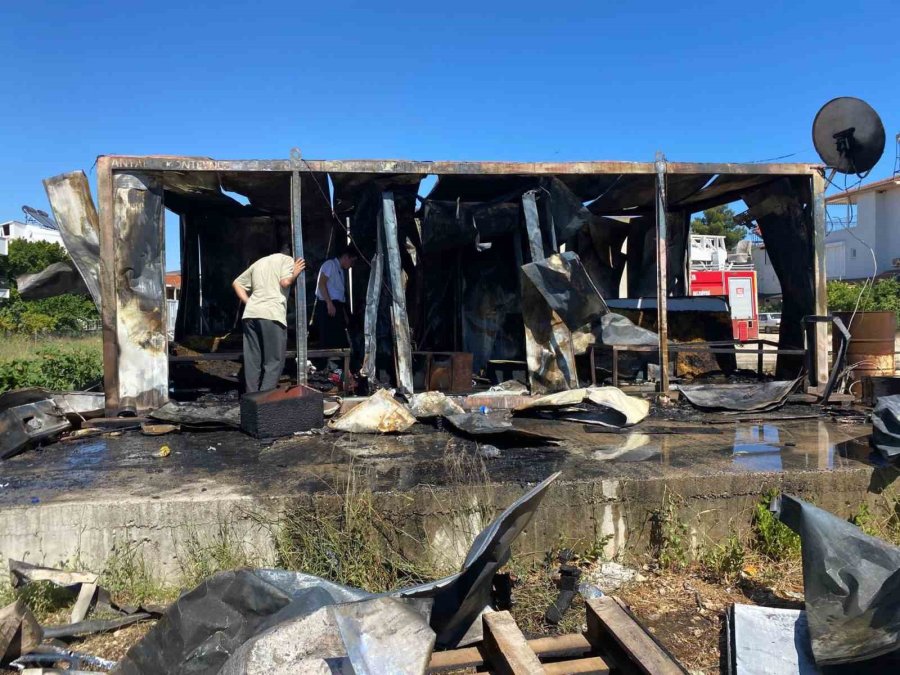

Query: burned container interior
<box><xmin>45</xmin><ymin>156</ymin><xmax>829</xmax><ymax>413</ymax></box>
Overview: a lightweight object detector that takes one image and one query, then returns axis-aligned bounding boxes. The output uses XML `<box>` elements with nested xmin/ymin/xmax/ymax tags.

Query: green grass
<box><xmin>752</xmin><ymin>490</ymin><xmax>801</xmax><ymax>561</ymax></box>
<box><xmin>0</xmin><ymin>333</ymin><xmax>101</xmax><ymax>363</ymax></box>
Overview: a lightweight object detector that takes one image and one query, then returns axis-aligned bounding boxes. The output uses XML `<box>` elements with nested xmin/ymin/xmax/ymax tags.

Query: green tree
<box><xmin>690</xmin><ymin>205</ymin><xmax>746</xmax><ymax>250</ymax></box>
<box><xmin>0</xmin><ymin>239</ymin><xmax>69</xmax><ymax>289</ymax></box>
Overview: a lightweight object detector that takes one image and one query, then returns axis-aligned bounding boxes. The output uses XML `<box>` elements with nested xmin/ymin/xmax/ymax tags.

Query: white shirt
<box><xmin>316</xmin><ymin>258</ymin><xmax>346</xmax><ymax>303</ymax></box>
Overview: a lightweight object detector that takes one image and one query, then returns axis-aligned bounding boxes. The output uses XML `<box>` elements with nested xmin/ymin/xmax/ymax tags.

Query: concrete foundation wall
<box><xmin>0</xmin><ymin>465</ymin><xmax>894</xmax><ymax>582</ymax></box>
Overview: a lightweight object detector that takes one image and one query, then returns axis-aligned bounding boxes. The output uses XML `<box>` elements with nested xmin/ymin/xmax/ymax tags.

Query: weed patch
<box><xmin>751</xmin><ymin>490</ymin><xmax>800</xmax><ymax>561</ymax></box>
<box><xmin>653</xmin><ymin>489</ymin><xmax>689</xmax><ymax>570</ymax></box>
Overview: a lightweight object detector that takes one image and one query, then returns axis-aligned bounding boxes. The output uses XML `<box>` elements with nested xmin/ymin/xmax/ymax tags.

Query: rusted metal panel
<box><xmin>290</xmin><ymin>150</ymin><xmax>308</xmax><ymax>385</ymax></box>
<box><xmin>112</xmin><ymin>172</ymin><xmax>168</xmax><ymax>412</ymax></box>
<box><xmin>96</xmin><ymin>157</ymin><xmax>120</xmax><ymax>413</ymax></box>
<box><xmin>655</xmin><ymin>154</ymin><xmax>671</xmax><ymax>395</ymax></box>
<box><xmin>42</xmin><ymin>171</ymin><xmax>101</xmax><ymax>307</ymax></box>
<box><xmin>382</xmin><ymin>192</ymin><xmax>414</xmax><ymax>394</ymax></box>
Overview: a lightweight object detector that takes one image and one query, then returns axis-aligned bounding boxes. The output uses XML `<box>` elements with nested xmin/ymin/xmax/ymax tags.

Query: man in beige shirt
<box><xmin>232</xmin><ymin>247</ymin><xmax>305</xmax><ymax>392</ymax></box>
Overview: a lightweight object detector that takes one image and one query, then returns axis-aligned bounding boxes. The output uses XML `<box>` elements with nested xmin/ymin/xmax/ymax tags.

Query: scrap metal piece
<box><xmin>43</xmin><ymin>613</ymin><xmax>154</xmax><ymax>639</ymax></box>
<box><xmin>382</xmin><ymin>192</ymin><xmax>414</xmax><ymax>395</ymax></box>
<box><xmin>872</xmin><ymin>394</ymin><xmax>900</xmax><ymax>460</ymax></box>
<box><xmin>149</xmin><ymin>401</ymin><xmax>240</xmax><ymax>429</ymax></box>
<box><xmin>600</xmin><ymin>313</ymin><xmax>659</xmax><ymax>347</ymax></box>
<box><xmin>521</xmin><ymin>191</ymin><xmax>578</xmax><ymax>394</ymax></box>
<box><xmin>776</xmin><ymin>493</ymin><xmax>900</xmax><ymax>666</ymax></box>
<box><xmin>676</xmin><ymin>379</ymin><xmax>801</xmax><ymax>413</ymax></box>
<box><xmin>43</xmin><ymin>170</ymin><xmax>102</xmax><ymax>307</ymax></box>
<box><xmin>443</xmin><ymin>413</ymin><xmax>556</xmax><ymax>444</ymax></box>
<box><xmin>362</xmin><ymin>221</ymin><xmax>384</xmax><ymax>381</ymax></box>
<box><xmin>0</xmin><ymin>599</ymin><xmax>43</xmax><ymax>663</ymax></box>
<box><xmin>140</xmin><ymin>423</ymin><xmax>179</xmax><ymax>436</ymax></box>
<box><xmin>16</xmin><ymin>260</ymin><xmax>92</xmax><ymax>299</ymax></box>
<box><xmin>0</xmin><ymin>399</ymin><xmax>71</xmax><ymax>460</ymax></box>
<box><xmin>332</xmin><ymin>597</ymin><xmax>436</xmax><ymax>675</ymax></box>
<box><xmin>520</xmin><ymin>252</ymin><xmax>608</xmax><ymax>331</ymax></box>
<box><xmin>329</xmin><ymin>389</ymin><xmax>416</xmax><ymax>434</ymax></box>
<box><xmin>9</xmin><ymin>560</ymin><xmax>99</xmax><ymax>590</ymax></box>
<box><xmin>408</xmin><ymin>391</ymin><xmax>465</xmax><ymax>419</ymax></box>
<box><xmin>727</xmin><ymin>604</ymin><xmax>817</xmax><ymax>675</ymax></box>
<box><xmin>513</xmin><ymin>387</ymin><xmax>649</xmax><ymax>428</ymax></box>
<box><xmin>585</xmin><ymin>387</ymin><xmax>650</xmax><ymax>426</ymax></box>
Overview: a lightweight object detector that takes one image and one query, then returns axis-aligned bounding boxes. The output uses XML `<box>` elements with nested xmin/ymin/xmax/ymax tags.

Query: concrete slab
<box><xmin>0</xmin><ymin>413</ymin><xmax>892</xmax><ymax>578</ymax></box>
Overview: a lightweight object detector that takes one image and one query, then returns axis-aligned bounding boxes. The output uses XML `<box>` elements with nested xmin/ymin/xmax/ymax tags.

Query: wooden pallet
<box><xmin>428</xmin><ymin>597</ymin><xmax>685</xmax><ymax>675</ymax></box>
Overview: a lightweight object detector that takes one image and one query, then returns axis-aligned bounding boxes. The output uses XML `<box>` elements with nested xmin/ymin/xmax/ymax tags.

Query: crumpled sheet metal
<box><xmin>676</xmin><ymin>378</ymin><xmax>800</xmax><ymax>413</ymax></box>
<box><xmin>728</xmin><ymin>604</ymin><xmax>818</xmax><ymax>675</ymax></box>
<box><xmin>520</xmin><ymin>252</ymin><xmax>608</xmax><ymax>331</ymax></box>
<box><xmin>0</xmin><ymin>599</ymin><xmax>43</xmax><ymax>664</ymax></box>
<box><xmin>513</xmin><ymin>386</ymin><xmax>649</xmax><ymax>427</ymax></box>
<box><xmin>443</xmin><ymin>413</ymin><xmax>557</xmax><ymax>444</ymax></box>
<box><xmin>408</xmin><ymin>391</ymin><xmax>465</xmax><ymax>419</ymax></box>
<box><xmin>150</xmin><ymin>401</ymin><xmax>240</xmax><ymax>429</ymax></box>
<box><xmin>600</xmin><ymin>312</ymin><xmax>659</xmax><ymax>347</ymax></box>
<box><xmin>16</xmin><ymin>260</ymin><xmax>92</xmax><ymax>299</ymax></box>
<box><xmin>116</xmin><ymin>472</ymin><xmax>560</xmax><ymax>673</ymax></box>
<box><xmin>776</xmin><ymin>493</ymin><xmax>900</xmax><ymax>666</ymax></box>
<box><xmin>872</xmin><ymin>395</ymin><xmax>900</xmax><ymax>460</ymax></box>
<box><xmin>0</xmin><ymin>398</ymin><xmax>71</xmax><ymax>460</ymax></box>
<box><xmin>329</xmin><ymin>389</ymin><xmax>417</xmax><ymax>434</ymax></box>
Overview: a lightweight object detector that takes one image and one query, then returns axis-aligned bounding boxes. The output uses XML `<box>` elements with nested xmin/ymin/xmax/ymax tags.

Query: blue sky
<box><xmin>1</xmin><ymin>1</ymin><xmax>898</xmax><ymax>270</ymax></box>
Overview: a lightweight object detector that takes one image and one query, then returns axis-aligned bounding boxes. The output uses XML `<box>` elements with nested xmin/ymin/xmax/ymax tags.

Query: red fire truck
<box><xmin>688</xmin><ymin>235</ymin><xmax>759</xmax><ymax>341</ymax></box>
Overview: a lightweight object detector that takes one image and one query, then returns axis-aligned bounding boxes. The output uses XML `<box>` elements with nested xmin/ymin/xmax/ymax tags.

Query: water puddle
<box><xmin>729</xmin><ymin>422</ymin><xmax>872</xmax><ymax>471</ymax></box>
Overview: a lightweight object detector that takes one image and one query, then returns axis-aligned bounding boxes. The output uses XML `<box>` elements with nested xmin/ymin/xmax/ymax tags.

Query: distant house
<box><xmin>753</xmin><ymin>175</ymin><xmax>900</xmax><ymax>295</ymax></box>
<box><xmin>0</xmin><ymin>220</ymin><xmax>64</xmax><ymax>248</ymax></box>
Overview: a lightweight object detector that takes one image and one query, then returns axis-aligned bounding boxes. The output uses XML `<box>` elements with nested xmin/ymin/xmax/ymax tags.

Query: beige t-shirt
<box><xmin>234</xmin><ymin>253</ymin><xmax>293</xmax><ymax>326</ymax></box>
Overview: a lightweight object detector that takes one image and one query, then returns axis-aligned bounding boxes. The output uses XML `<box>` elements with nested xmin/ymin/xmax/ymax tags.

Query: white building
<box><xmin>1</xmin><ymin>220</ymin><xmax>64</xmax><ymax>248</ymax></box>
<box><xmin>753</xmin><ymin>175</ymin><xmax>900</xmax><ymax>295</ymax></box>
<box><xmin>1</xmin><ymin>220</ymin><xmax>66</xmax><ymax>298</ymax></box>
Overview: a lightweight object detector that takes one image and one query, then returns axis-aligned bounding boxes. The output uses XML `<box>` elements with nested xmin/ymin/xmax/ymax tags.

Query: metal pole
<box><xmin>290</xmin><ymin>148</ymin><xmax>307</xmax><ymax>385</ymax></box>
<box><xmin>655</xmin><ymin>152</ymin><xmax>670</xmax><ymax>396</ymax></box>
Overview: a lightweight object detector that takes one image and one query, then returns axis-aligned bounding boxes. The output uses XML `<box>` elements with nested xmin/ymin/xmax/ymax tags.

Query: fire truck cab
<box><xmin>688</xmin><ymin>234</ymin><xmax>758</xmax><ymax>341</ymax></box>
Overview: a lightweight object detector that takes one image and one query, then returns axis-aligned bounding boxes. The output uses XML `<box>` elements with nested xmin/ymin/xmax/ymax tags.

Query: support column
<box><xmin>382</xmin><ymin>192</ymin><xmax>414</xmax><ymax>394</ymax></box>
<box><xmin>655</xmin><ymin>152</ymin><xmax>670</xmax><ymax>396</ymax></box>
<box><xmin>96</xmin><ymin>157</ymin><xmax>119</xmax><ymax>414</ymax></box>
<box><xmin>112</xmin><ymin>171</ymin><xmax>167</xmax><ymax>412</ymax></box>
<box><xmin>811</xmin><ymin>171</ymin><xmax>829</xmax><ymax>390</ymax></box>
<box><xmin>290</xmin><ymin>149</ymin><xmax>308</xmax><ymax>384</ymax></box>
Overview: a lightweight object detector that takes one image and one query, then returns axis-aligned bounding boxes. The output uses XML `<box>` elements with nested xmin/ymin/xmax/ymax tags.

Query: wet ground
<box><xmin>0</xmin><ymin>406</ymin><xmax>877</xmax><ymax>508</ymax></box>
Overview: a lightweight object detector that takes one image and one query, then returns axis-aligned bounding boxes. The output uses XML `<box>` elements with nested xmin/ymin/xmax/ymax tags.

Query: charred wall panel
<box><xmin>742</xmin><ymin>176</ymin><xmax>814</xmax><ymax>377</ymax></box>
<box><xmin>112</xmin><ymin>172</ymin><xmax>167</xmax><ymax>411</ymax></box>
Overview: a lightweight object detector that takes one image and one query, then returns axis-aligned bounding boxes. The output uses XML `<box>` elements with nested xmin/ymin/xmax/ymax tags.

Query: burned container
<box><xmin>240</xmin><ymin>384</ymin><xmax>324</xmax><ymax>438</ymax></box>
<box><xmin>833</xmin><ymin>311</ymin><xmax>896</xmax><ymax>384</ymax></box>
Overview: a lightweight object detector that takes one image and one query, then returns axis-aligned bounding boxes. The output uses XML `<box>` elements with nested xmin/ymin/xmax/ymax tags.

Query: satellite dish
<box><xmin>813</xmin><ymin>97</ymin><xmax>885</xmax><ymax>175</ymax></box>
<box><xmin>21</xmin><ymin>205</ymin><xmax>59</xmax><ymax>230</ymax></box>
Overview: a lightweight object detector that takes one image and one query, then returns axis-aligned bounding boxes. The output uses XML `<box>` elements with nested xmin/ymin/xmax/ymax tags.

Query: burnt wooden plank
<box><xmin>585</xmin><ymin>597</ymin><xmax>685</xmax><ymax>675</ymax></box>
<box><xmin>544</xmin><ymin>657</ymin><xmax>609</xmax><ymax>675</ymax></box>
<box><xmin>482</xmin><ymin>611</ymin><xmax>545</xmax><ymax>675</ymax></box>
<box><xmin>428</xmin><ymin>632</ymin><xmax>593</xmax><ymax>672</ymax></box>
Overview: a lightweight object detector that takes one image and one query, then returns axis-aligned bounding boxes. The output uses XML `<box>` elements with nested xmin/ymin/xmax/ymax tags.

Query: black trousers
<box><xmin>315</xmin><ymin>300</ymin><xmax>348</xmax><ymax>348</ymax></box>
<box><xmin>242</xmin><ymin>318</ymin><xmax>287</xmax><ymax>392</ymax></box>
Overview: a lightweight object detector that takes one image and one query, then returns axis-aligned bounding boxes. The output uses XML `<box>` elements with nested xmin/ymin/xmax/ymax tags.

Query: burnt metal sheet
<box><xmin>16</xmin><ymin>260</ymin><xmax>91</xmax><ymax>299</ymax></box>
<box><xmin>727</xmin><ymin>604</ymin><xmax>818</xmax><ymax>674</ymax></box>
<box><xmin>677</xmin><ymin>378</ymin><xmax>800</xmax><ymax>412</ymax></box>
<box><xmin>362</xmin><ymin>221</ymin><xmax>385</xmax><ymax>380</ymax></box>
<box><xmin>872</xmin><ymin>395</ymin><xmax>900</xmax><ymax>460</ymax></box>
<box><xmin>675</xmin><ymin>174</ymin><xmax>777</xmax><ymax>211</ymax></box>
<box><xmin>776</xmin><ymin>493</ymin><xmax>900</xmax><ymax>666</ymax></box>
<box><xmin>0</xmin><ymin>399</ymin><xmax>70</xmax><ymax>460</ymax></box>
<box><xmin>221</xmin><ymin>171</ymin><xmax>291</xmax><ymax>213</ymax></box>
<box><xmin>113</xmin><ymin>172</ymin><xmax>168</xmax><ymax>412</ymax></box>
<box><xmin>521</xmin><ymin>192</ymin><xmax>578</xmax><ymax>393</ymax></box>
<box><xmin>520</xmin><ymin>251</ymin><xmax>608</xmax><ymax>331</ymax></box>
<box><xmin>382</xmin><ymin>192</ymin><xmax>415</xmax><ymax>394</ymax></box>
<box><xmin>43</xmin><ymin>170</ymin><xmax>102</xmax><ymax>307</ymax></box>
<box><xmin>443</xmin><ymin>412</ymin><xmax>557</xmax><ymax>443</ymax></box>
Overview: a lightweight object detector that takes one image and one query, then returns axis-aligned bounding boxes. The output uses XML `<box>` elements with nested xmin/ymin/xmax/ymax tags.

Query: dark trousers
<box><xmin>315</xmin><ymin>300</ymin><xmax>348</xmax><ymax>348</ymax></box>
<box><xmin>243</xmin><ymin>318</ymin><xmax>287</xmax><ymax>393</ymax></box>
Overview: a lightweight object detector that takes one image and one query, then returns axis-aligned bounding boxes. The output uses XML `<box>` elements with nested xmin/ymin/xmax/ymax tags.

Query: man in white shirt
<box><xmin>232</xmin><ymin>246</ymin><xmax>305</xmax><ymax>392</ymax></box>
<box><xmin>315</xmin><ymin>246</ymin><xmax>359</xmax><ymax>347</ymax></box>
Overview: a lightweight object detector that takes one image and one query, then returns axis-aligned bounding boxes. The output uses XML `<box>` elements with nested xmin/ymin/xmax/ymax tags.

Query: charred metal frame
<box><xmin>94</xmin><ymin>155</ymin><xmax>826</xmax><ymax>414</ymax></box>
